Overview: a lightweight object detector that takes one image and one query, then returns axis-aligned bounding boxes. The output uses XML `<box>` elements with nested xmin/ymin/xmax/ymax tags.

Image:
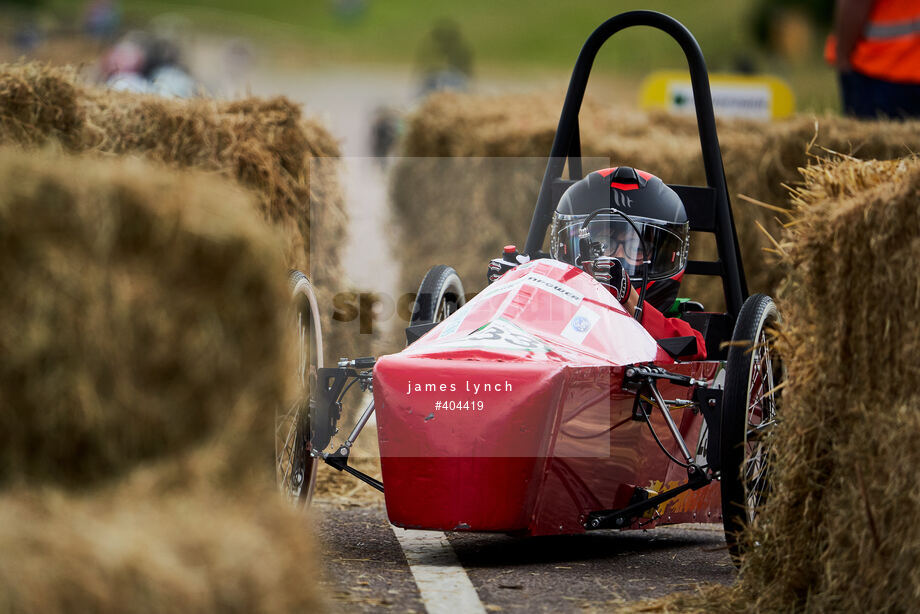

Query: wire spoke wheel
<box><xmin>741</xmin><ymin>329</ymin><xmax>779</xmax><ymax>520</ymax></box>
<box><xmin>275</xmin><ymin>271</ymin><xmax>323</xmax><ymax>506</ymax></box>
<box><xmin>720</xmin><ymin>294</ymin><xmax>784</xmax><ymax>564</ymax></box>
<box><xmin>434</xmin><ymin>295</ymin><xmax>457</xmax><ymax>322</ymax></box>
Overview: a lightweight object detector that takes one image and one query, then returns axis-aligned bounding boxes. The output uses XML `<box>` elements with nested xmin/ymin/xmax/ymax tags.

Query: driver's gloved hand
<box><xmin>487</xmin><ymin>257</ymin><xmax>516</xmax><ymax>284</ymax></box>
<box><xmin>592</xmin><ymin>257</ymin><xmax>631</xmax><ymax>305</ymax></box>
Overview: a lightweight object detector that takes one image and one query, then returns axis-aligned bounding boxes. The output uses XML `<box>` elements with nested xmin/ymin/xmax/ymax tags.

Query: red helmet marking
<box><xmin>610</xmin><ymin>181</ymin><xmax>640</xmax><ymax>191</ymax></box>
<box><xmin>595</xmin><ymin>167</ymin><xmax>656</xmax><ymax>181</ymax></box>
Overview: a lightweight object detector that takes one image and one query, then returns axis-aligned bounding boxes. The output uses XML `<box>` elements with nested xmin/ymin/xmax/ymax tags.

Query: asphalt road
<box><xmin>314</xmin><ymin>497</ymin><xmax>735</xmax><ymax>613</ymax></box>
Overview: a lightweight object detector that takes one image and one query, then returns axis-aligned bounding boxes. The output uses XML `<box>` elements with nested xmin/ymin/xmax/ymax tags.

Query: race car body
<box><xmin>373</xmin><ymin>259</ymin><xmax>722</xmax><ymax>536</ymax></box>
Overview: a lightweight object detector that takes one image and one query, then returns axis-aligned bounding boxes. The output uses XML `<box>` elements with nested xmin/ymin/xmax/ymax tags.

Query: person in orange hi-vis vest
<box><xmin>826</xmin><ymin>0</ymin><xmax>920</xmax><ymax>117</ymax></box>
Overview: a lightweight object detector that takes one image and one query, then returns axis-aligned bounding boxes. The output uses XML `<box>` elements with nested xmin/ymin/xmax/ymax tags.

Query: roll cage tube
<box><xmin>523</xmin><ymin>10</ymin><xmax>748</xmax><ymax>318</ymax></box>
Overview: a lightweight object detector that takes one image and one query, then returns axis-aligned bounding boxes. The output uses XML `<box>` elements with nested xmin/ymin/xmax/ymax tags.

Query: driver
<box><xmin>550</xmin><ymin>166</ymin><xmax>706</xmax><ymax>359</ymax></box>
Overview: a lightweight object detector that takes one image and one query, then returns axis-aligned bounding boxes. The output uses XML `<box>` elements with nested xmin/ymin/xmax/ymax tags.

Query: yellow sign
<box><xmin>640</xmin><ymin>71</ymin><xmax>795</xmax><ymax>120</ymax></box>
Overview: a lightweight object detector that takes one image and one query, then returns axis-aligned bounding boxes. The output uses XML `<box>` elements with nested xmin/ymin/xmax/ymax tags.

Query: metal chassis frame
<box><xmin>522</xmin><ymin>10</ymin><xmax>749</xmax><ymax>318</ymax></box>
<box><xmin>311</xmin><ymin>358</ymin><xmax>384</xmax><ymax>493</ymax></box>
<box><xmin>584</xmin><ymin>365</ymin><xmax>720</xmax><ymax>531</ymax></box>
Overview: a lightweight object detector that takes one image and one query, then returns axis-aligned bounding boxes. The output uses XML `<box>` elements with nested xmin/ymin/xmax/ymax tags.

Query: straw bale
<box><xmin>0</xmin><ymin>62</ymin><xmax>345</xmax><ymax>275</ymax></box>
<box><xmin>0</xmin><ymin>486</ymin><xmax>323</xmax><ymax>613</ymax></box>
<box><xmin>759</xmin><ymin>115</ymin><xmax>920</xmax><ymax>200</ymax></box>
<box><xmin>0</xmin><ymin>63</ymin><xmax>85</xmax><ymax>149</ymax></box>
<box><xmin>735</xmin><ymin>156</ymin><xmax>920</xmax><ymax>611</ymax></box>
<box><xmin>394</xmin><ymin>92</ymin><xmax>920</xmax><ymax>313</ymax></box>
<box><xmin>400</xmin><ymin>91</ymin><xmax>565</xmax><ymax>158</ymax></box>
<box><xmin>0</xmin><ymin>147</ymin><xmax>290</xmax><ymax>490</ymax></box>
<box><xmin>0</xmin><ymin>61</ymin><xmax>357</xmax><ymax>362</ymax></box>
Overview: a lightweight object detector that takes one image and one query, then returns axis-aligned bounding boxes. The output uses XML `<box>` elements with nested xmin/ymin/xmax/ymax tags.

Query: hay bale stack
<box><xmin>81</xmin><ymin>94</ymin><xmax>345</xmax><ymax>279</ymax></box>
<box><xmin>734</xmin><ymin>156</ymin><xmax>920</xmax><ymax>611</ymax></box>
<box><xmin>0</xmin><ymin>147</ymin><xmax>325</xmax><ymax>610</ymax></box>
<box><xmin>393</xmin><ymin>92</ymin><xmax>770</xmax><ymax>309</ymax></box>
<box><xmin>0</xmin><ymin>62</ymin><xmax>344</xmax><ymax>277</ymax></box>
<box><xmin>0</xmin><ymin>63</ymin><xmax>85</xmax><ymax>149</ymax></box>
<box><xmin>401</xmin><ymin>91</ymin><xmax>568</xmax><ymax>157</ymax></box>
<box><xmin>0</xmin><ymin>147</ymin><xmax>289</xmax><ymax>490</ymax></box>
<box><xmin>0</xmin><ymin>61</ymin><xmax>355</xmax><ymax>361</ymax></box>
<box><xmin>0</xmin><ymin>487</ymin><xmax>322</xmax><ymax>613</ymax></box>
<box><xmin>759</xmin><ymin>116</ymin><xmax>920</xmax><ymax>202</ymax></box>
<box><xmin>394</xmin><ymin>91</ymin><xmax>920</xmax><ymax>311</ymax></box>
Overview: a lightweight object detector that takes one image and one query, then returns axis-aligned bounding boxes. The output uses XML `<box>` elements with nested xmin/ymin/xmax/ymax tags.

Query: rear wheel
<box><xmin>410</xmin><ymin>265</ymin><xmax>465</xmax><ymax>325</ymax></box>
<box><xmin>276</xmin><ymin>271</ymin><xmax>323</xmax><ymax>506</ymax></box>
<box><xmin>720</xmin><ymin>293</ymin><xmax>783</xmax><ymax>562</ymax></box>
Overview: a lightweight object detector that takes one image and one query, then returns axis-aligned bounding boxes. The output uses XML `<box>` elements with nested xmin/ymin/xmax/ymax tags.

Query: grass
<box><xmin>41</xmin><ymin>0</ymin><xmax>838</xmax><ymax>110</ymax></box>
<box><xmin>44</xmin><ymin>0</ymin><xmax>774</xmax><ymax>68</ymax></box>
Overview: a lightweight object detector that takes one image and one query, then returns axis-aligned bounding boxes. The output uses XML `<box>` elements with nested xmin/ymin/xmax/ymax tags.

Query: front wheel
<box><xmin>276</xmin><ymin>271</ymin><xmax>323</xmax><ymax>506</ymax></box>
<box><xmin>410</xmin><ymin>265</ymin><xmax>465</xmax><ymax>325</ymax></box>
<box><xmin>720</xmin><ymin>293</ymin><xmax>784</xmax><ymax>562</ymax></box>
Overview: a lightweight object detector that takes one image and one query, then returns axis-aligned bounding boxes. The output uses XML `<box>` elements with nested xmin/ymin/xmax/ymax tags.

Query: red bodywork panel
<box><xmin>373</xmin><ymin>260</ymin><xmax>723</xmax><ymax>535</ymax></box>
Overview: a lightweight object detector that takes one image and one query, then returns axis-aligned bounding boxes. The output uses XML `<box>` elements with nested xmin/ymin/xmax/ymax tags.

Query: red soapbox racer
<box><xmin>277</xmin><ymin>11</ymin><xmax>783</xmax><ymax>561</ymax></box>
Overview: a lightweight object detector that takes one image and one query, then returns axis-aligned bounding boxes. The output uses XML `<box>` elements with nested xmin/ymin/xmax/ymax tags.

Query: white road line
<box><xmin>391</xmin><ymin>527</ymin><xmax>486</xmax><ymax>614</ymax></box>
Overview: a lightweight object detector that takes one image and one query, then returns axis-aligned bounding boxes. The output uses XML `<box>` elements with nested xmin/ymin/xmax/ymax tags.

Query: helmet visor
<box><xmin>550</xmin><ymin>213</ymin><xmax>689</xmax><ymax>280</ymax></box>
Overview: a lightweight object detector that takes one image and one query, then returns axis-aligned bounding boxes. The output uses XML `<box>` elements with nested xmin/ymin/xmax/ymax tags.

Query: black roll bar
<box><xmin>523</xmin><ymin>10</ymin><xmax>748</xmax><ymax>317</ymax></box>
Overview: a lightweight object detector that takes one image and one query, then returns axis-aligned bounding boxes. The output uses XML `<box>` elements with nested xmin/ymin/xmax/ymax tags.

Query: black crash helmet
<box><xmin>550</xmin><ymin>166</ymin><xmax>690</xmax><ymax>311</ymax></box>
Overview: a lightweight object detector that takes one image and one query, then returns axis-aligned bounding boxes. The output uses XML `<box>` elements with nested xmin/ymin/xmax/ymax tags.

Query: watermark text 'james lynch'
<box><xmin>406</xmin><ymin>380</ymin><xmax>512</xmax><ymax>395</ymax></box>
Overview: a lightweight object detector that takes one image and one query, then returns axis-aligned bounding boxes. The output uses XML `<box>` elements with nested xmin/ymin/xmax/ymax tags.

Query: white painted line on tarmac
<box><xmin>391</xmin><ymin>527</ymin><xmax>486</xmax><ymax>614</ymax></box>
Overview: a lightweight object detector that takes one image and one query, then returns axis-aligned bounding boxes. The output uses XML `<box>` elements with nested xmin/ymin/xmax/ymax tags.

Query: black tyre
<box><xmin>276</xmin><ymin>271</ymin><xmax>323</xmax><ymax>506</ymax></box>
<box><xmin>720</xmin><ymin>293</ymin><xmax>783</xmax><ymax>562</ymax></box>
<box><xmin>410</xmin><ymin>265</ymin><xmax>465</xmax><ymax>325</ymax></box>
